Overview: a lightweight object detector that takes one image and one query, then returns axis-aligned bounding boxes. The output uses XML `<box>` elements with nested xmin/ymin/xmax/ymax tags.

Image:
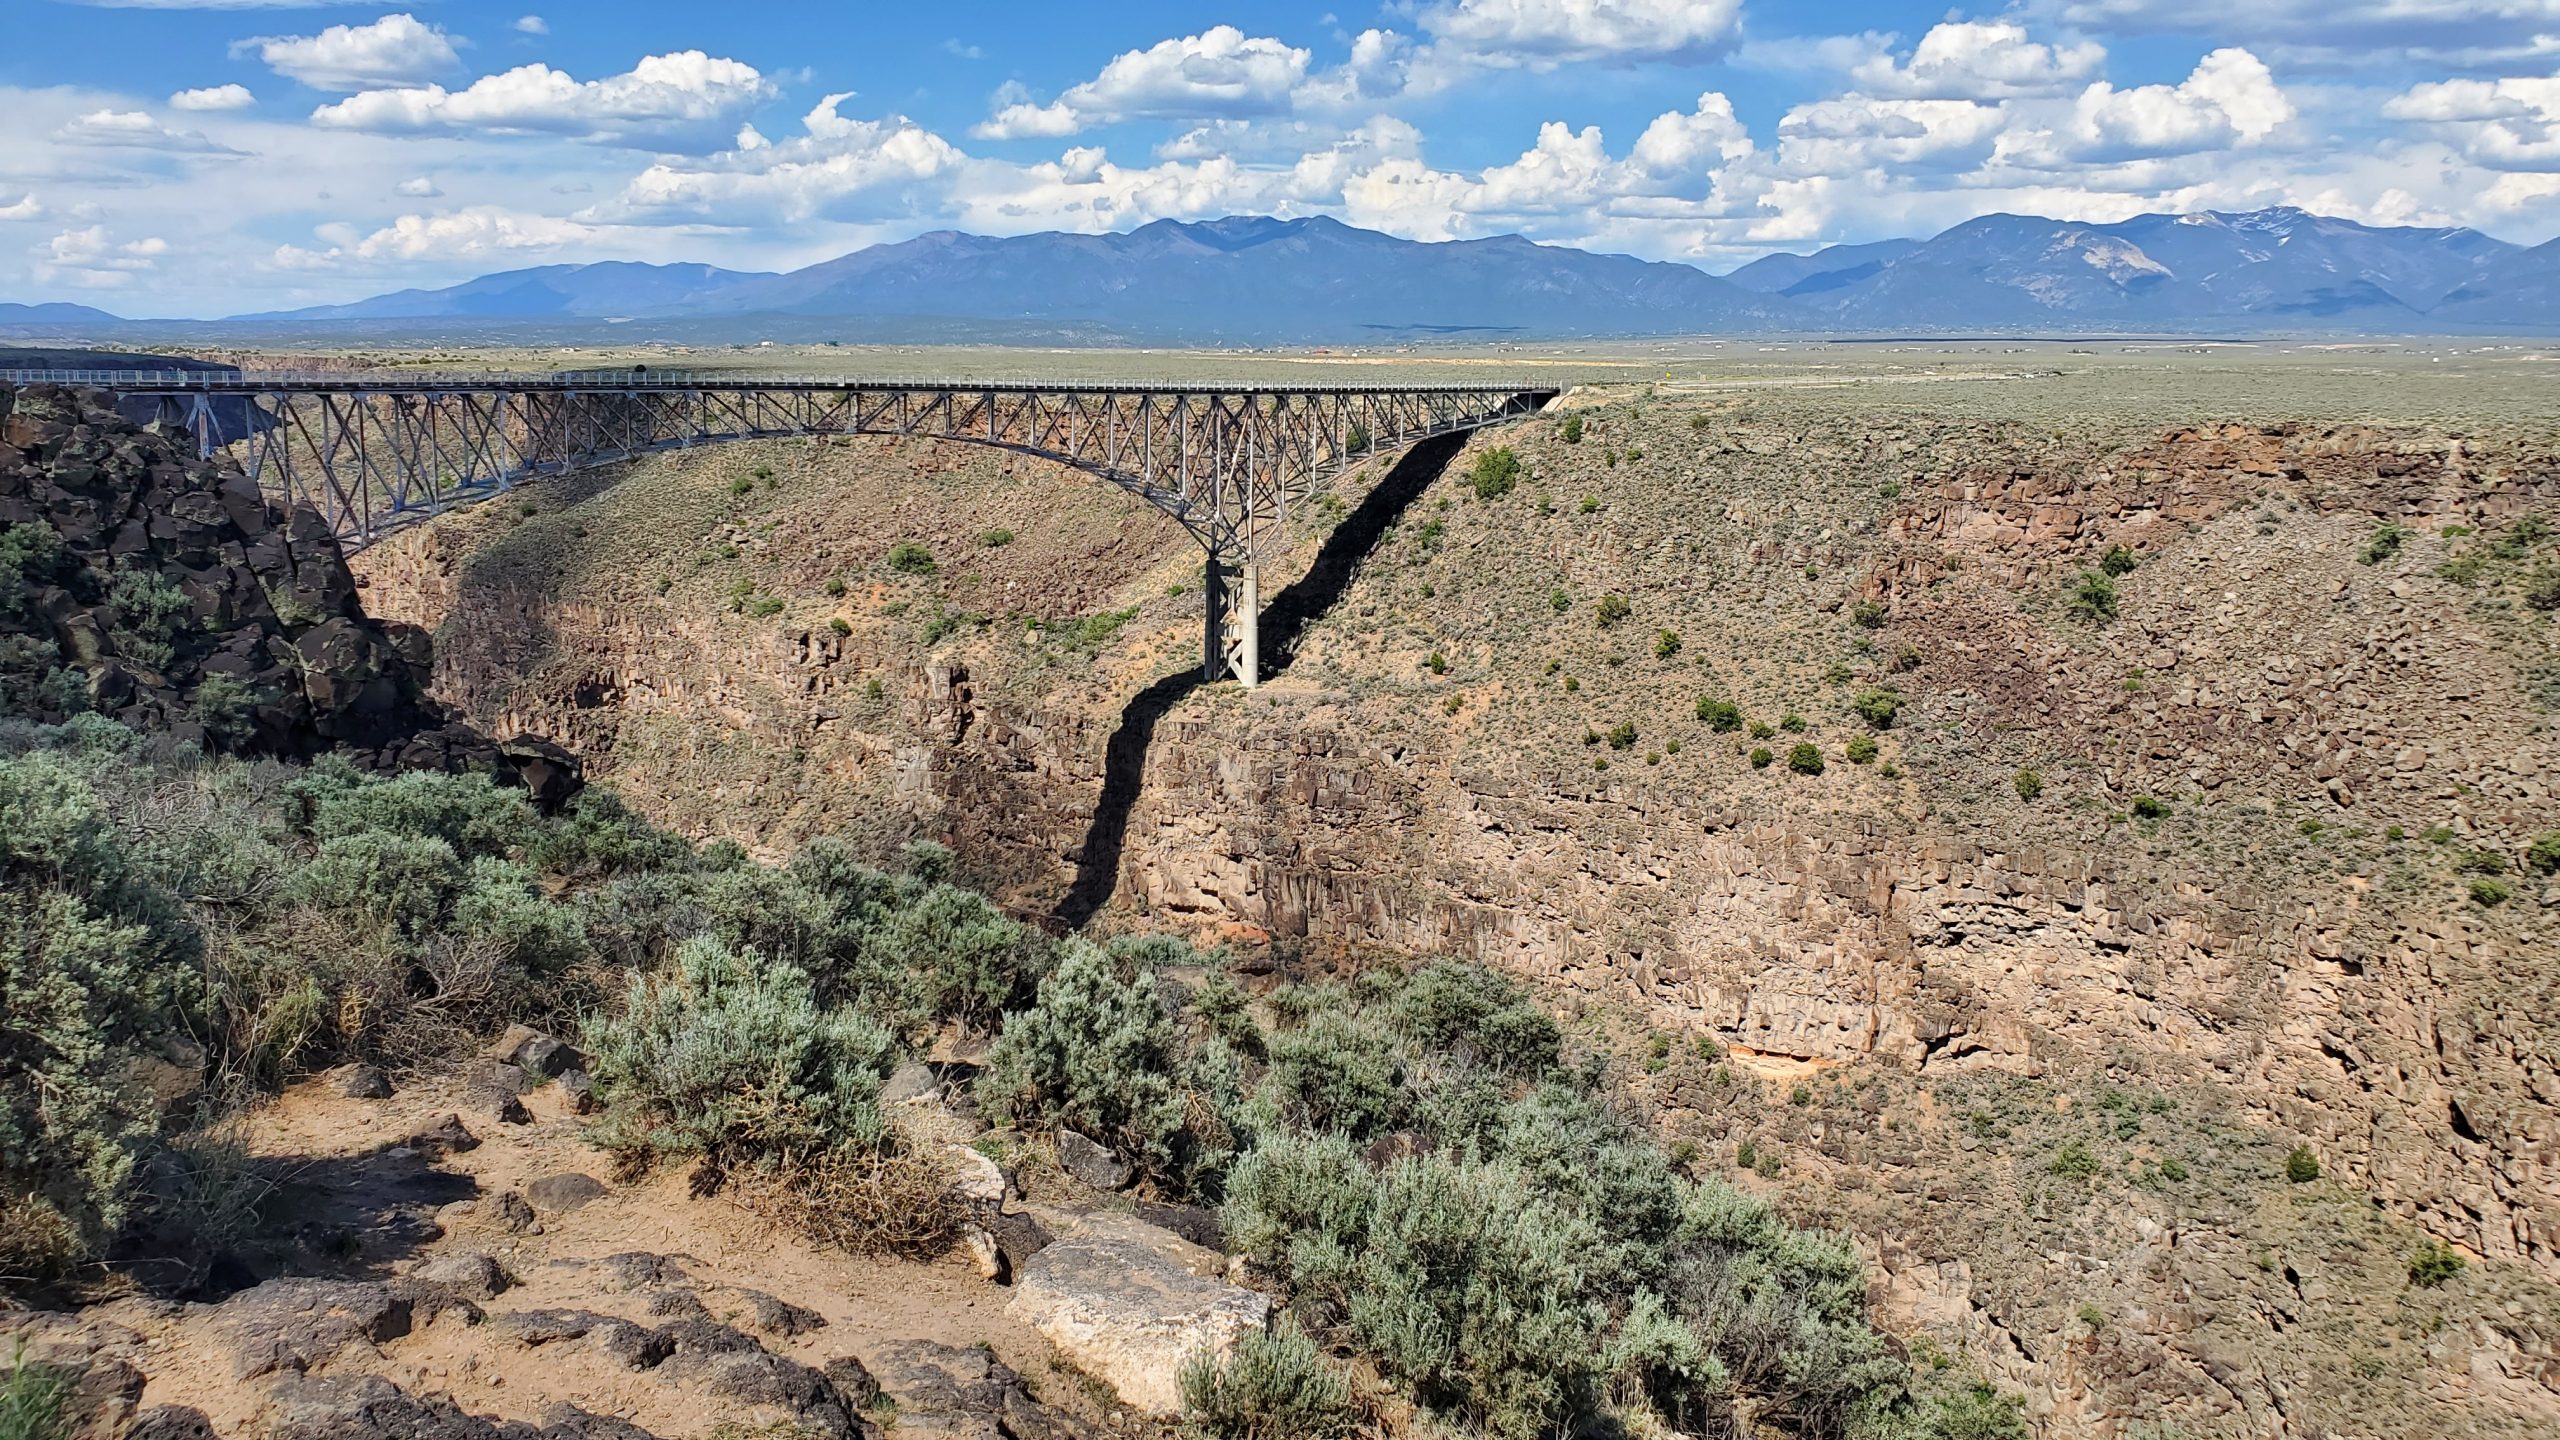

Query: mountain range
<box><xmin>6</xmin><ymin>208</ymin><xmax>2559</xmax><ymax>343</ymax></box>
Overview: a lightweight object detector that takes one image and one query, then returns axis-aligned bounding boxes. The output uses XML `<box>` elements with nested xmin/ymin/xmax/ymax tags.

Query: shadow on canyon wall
<box><xmin>1052</xmin><ymin>430</ymin><xmax>1468</xmax><ymax>928</ymax></box>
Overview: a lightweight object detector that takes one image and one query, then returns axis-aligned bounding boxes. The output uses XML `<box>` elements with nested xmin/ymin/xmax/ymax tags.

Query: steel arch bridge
<box><xmin>1</xmin><ymin>368</ymin><xmax>1557</xmax><ymax>686</ymax></box>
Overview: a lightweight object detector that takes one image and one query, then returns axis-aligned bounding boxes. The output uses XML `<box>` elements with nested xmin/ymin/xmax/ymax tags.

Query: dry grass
<box><xmin>722</xmin><ymin>1135</ymin><xmax>968</xmax><ymax>1261</ymax></box>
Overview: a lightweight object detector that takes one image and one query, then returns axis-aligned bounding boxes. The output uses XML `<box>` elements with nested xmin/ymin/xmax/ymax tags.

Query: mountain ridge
<box><xmin>6</xmin><ymin>209</ymin><xmax>2559</xmax><ymax>341</ymax></box>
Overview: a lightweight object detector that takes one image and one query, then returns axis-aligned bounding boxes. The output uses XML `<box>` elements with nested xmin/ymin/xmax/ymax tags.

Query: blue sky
<box><xmin>5</xmin><ymin>1</ymin><xmax>2558</xmax><ymax>316</ymax></box>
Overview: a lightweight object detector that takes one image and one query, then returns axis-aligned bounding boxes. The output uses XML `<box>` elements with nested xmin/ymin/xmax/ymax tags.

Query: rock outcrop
<box><xmin>0</xmin><ymin>382</ymin><xmax>572</xmax><ymax>796</ymax></box>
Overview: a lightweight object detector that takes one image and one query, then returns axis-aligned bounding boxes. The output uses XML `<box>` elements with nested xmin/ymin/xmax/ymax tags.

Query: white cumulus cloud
<box><xmin>1851</xmin><ymin>22</ymin><xmax>2106</xmax><ymax>100</ymax></box>
<box><xmin>515</xmin><ymin>15</ymin><xmax>548</xmax><ymax>35</ymax></box>
<box><xmin>614</xmin><ymin>93</ymin><xmax>964</xmax><ymax>222</ymax></box>
<box><xmin>170</xmin><ymin>83</ymin><xmax>256</xmax><ymax>111</ymax></box>
<box><xmin>2064</xmin><ymin>47</ymin><xmax>2294</xmax><ymax>160</ymax></box>
<box><xmin>1417</xmin><ymin>0</ymin><xmax>1744</xmax><ymax>68</ymax></box>
<box><xmin>975</xmin><ymin>27</ymin><xmax>1311</xmax><ymax>139</ymax></box>
<box><xmin>247</xmin><ymin>14</ymin><xmax>460</xmax><ymax>92</ymax></box>
<box><xmin>311</xmin><ymin>51</ymin><xmax>776</xmax><ymax>151</ymax></box>
<box><xmin>51</xmin><ymin>108</ymin><xmax>242</xmax><ymax>154</ymax></box>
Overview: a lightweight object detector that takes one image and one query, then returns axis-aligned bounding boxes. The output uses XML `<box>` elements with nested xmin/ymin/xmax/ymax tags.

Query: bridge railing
<box><xmin>0</xmin><ymin>368</ymin><xmax>1546</xmax><ymax>396</ymax></box>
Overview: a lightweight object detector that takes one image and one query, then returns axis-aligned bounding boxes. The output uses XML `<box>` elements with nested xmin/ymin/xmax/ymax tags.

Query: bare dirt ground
<box><xmin>53</xmin><ymin>1068</ymin><xmax>1135</xmax><ymax>1439</ymax></box>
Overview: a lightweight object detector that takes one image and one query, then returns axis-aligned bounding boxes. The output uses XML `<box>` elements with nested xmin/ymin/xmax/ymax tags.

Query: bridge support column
<box><xmin>1201</xmin><ymin>548</ymin><xmax>1260</xmax><ymax>688</ymax></box>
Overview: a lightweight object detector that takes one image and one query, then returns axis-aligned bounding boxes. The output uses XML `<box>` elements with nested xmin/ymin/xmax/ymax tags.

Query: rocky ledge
<box><xmin>0</xmin><ymin>383</ymin><xmax>571</xmax><ymax>797</ymax></box>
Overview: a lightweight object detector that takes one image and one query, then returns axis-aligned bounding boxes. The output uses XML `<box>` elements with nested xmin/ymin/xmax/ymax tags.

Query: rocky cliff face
<box><xmin>0</xmin><ymin>383</ymin><xmax>571</xmax><ymax>796</ymax></box>
<box><xmin>354</xmin><ymin>387</ymin><xmax>2560</xmax><ymax>1436</ymax></box>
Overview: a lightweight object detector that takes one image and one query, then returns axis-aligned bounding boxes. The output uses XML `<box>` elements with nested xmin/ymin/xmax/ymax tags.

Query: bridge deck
<box><xmin>0</xmin><ymin>368</ymin><xmax>1540</xmax><ymax>398</ymax></box>
<box><xmin>3</xmin><ymin>367</ymin><xmax>1556</xmax><ymax>687</ymax></box>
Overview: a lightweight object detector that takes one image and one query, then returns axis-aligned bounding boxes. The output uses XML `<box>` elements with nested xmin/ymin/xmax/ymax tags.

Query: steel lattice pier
<box><xmin>1</xmin><ymin>369</ymin><xmax>1559</xmax><ymax>685</ymax></box>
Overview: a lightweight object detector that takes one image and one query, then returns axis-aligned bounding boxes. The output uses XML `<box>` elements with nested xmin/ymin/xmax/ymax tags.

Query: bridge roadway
<box><xmin>0</xmin><ymin>368</ymin><xmax>1559</xmax><ymax>686</ymax></box>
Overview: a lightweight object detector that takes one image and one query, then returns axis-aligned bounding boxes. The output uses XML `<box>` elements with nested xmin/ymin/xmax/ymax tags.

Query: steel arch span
<box><xmin>0</xmin><ymin>369</ymin><xmax>1558</xmax><ymax>685</ymax></box>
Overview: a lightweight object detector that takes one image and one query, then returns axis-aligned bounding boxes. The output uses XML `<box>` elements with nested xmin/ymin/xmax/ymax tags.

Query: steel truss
<box><xmin>2</xmin><ymin>371</ymin><xmax>1557</xmax><ymax>685</ymax></box>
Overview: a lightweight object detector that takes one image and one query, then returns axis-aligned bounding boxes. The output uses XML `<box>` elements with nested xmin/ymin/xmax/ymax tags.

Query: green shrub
<box><xmin>886</xmin><ymin>541</ymin><xmax>936</xmax><ymax>575</ymax></box>
<box><xmin>1391</xmin><ymin>962</ymin><xmax>1561</xmax><ymax>1078</ymax></box>
<box><xmin>2068</xmin><ymin>570</ymin><xmax>2119</xmax><ymax>621</ymax></box>
<box><xmin>1845</xmin><ymin>735</ymin><xmax>1878</xmax><ymax>764</ymax></box>
<box><xmin>2047</xmin><ymin>1141</ymin><xmax>2099</xmax><ymax>1178</ymax></box>
<box><xmin>2468</xmin><ymin>878</ymin><xmax>2510</xmax><ymax>907</ymax></box>
<box><xmin>1749</xmin><ymin>747</ymin><xmax>1773</xmax><ymax>769</ymax></box>
<box><xmin>1268</xmin><ymin>1010</ymin><xmax>1404</xmax><ymax>1140</ymax></box>
<box><xmin>1654</xmin><ymin>629</ymin><xmax>1681</xmax><ymax>660</ymax></box>
<box><xmin>1426</xmin><ymin>652</ymin><xmax>1447</xmax><ymax>675</ymax></box>
<box><xmin>828</xmin><ymin>617</ymin><xmax>852</xmax><ymax>637</ymax></box>
<box><xmin>1851</xmin><ymin>598</ymin><xmax>1885</xmax><ymax>628</ymax></box>
<box><xmin>980</xmin><ymin>528</ymin><xmax>1015</xmax><ymax>548</ymax></box>
<box><xmin>1787</xmin><ymin>743</ymin><xmax>1824</xmax><ymax>775</ymax></box>
<box><xmin>2526</xmin><ymin>567</ymin><xmax>2560</xmax><ymax>611</ymax></box>
<box><xmin>1549</xmin><ymin>589</ymin><xmax>1569</xmax><ymax>613</ymax></box>
<box><xmin>1347</xmin><ymin>1154</ymin><xmax>1607</xmax><ymax>1440</ymax></box>
<box><xmin>1578</xmin><ymin>496</ymin><xmax>1600</xmax><ymax>514</ymax></box>
<box><xmin>2408</xmin><ymin>1241</ymin><xmax>2466</xmax><ymax>1288</ymax></box>
<box><xmin>2528</xmin><ymin>832</ymin><xmax>2560</xmax><ymax>876</ymax></box>
<box><xmin>0</xmin><ymin>750</ymin><xmax>204</xmax><ymax>1276</ymax></box>
<box><xmin>824</xmin><ymin>576</ymin><xmax>849</xmax><ymax>597</ymax></box>
<box><xmin>2130</xmin><ymin>795</ymin><xmax>2170</xmax><ymax>820</ymax></box>
<box><xmin>1852</xmin><ymin>689</ymin><xmax>1901</xmax><ymax>728</ymax></box>
<box><xmin>1559</xmin><ymin>416</ymin><xmax>1584</xmax><ymax>444</ymax></box>
<box><xmin>1594</xmin><ymin>594</ymin><xmax>1631</xmax><ymax>628</ymax></box>
<box><xmin>1469</xmin><ymin>448</ymin><xmax>1521</xmax><ymax>501</ymax></box>
<box><xmin>729</xmin><ymin>476</ymin><xmax>754</xmax><ymax>496</ymax></box>
<box><xmin>1914</xmin><ymin>1381</ymin><xmax>2031</xmax><ymax>1440</ymax></box>
<box><xmin>1780</xmin><ymin>712</ymin><xmax>1807</xmax><ymax>733</ymax></box>
<box><xmin>584</xmin><ymin>934</ymin><xmax>897</xmax><ymax>1168</ymax></box>
<box><xmin>2014</xmin><ymin>769</ymin><xmax>2043</xmax><ymax>801</ymax></box>
<box><xmin>1606</xmin><ymin>722</ymin><xmax>1637</xmax><ymax>751</ymax></box>
<box><xmin>858</xmin><ymin>881</ymin><xmax>1048</xmax><ymax>1039</ymax></box>
<box><xmin>2099</xmin><ymin>544</ymin><xmax>2140</xmax><ymax>577</ymax></box>
<box><xmin>979</xmin><ymin>939</ymin><xmax>1186</xmax><ymax>1173</ymax></box>
<box><xmin>0</xmin><ymin>1343</ymin><xmax>77</xmax><ymax>1440</ymax></box>
<box><xmin>2359</xmin><ymin>523</ymin><xmax>2407</xmax><ymax>566</ymax></box>
<box><xmin>105</xmin><ymin>564</ymin><xmax>194</xmax><ymax>671</ymax></box>
<box><xmin>1181</xmin><ymin>1321</ymin><xmax>1358</xmax><ymax>1440</ymax></box>
<box><xmin>2284</xmin><ymin>1145</ymin><xmax>2320</xmax><ymax>1183</ymax></box>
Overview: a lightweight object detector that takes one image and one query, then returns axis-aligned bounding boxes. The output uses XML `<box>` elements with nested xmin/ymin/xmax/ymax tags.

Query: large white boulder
<box><xmin>1006</xmin><ymin>1213</ymin><xmax>1269</xmax><ymax>1414</ymax></box>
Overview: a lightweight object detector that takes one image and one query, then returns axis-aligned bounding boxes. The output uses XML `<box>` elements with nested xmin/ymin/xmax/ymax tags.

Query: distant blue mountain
<box><xmin>2429</xmin><ymin>235</ymin><xmax>2560</xmax><ymax>328</ymax></box>
<box><xmin>242</xmin><ymin>261</ymin><xmax>775</xmax><ymax>321</ymax></box>
<box><xmin>229</xmin><ymin>216</ymin><xmax>1797</xmax><ymax>341</ymax></box>
<box><xmin>0</xmin><ymin>302</ymin><xmax>126</xmax><ymax>329</ymax></box>
<box><xmin>1790</xmin><ymin>208</ymin><xmax>2526</xmax><ymax>329</ymax></box>
<box><xmin>1722</xmin><ymin>239</ymin><xmax>1924</xmax><ymax>298</ymax></box>
<box><xmin>10</xmin><ymin>209</ymin><xmax>2556</xmax><ymax>340</ymax></box>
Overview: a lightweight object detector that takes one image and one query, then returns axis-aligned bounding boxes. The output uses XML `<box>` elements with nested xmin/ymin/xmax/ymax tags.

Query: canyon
<box><xmin>344</xmin><ymin>353</ymin><xmax>2560</xmax><ymax>1436</ymax></box>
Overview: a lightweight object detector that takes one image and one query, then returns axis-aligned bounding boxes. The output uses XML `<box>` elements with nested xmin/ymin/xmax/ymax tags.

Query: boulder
<box><xmin>1053</xmin><ymin>1128</ymin><xmax>1131</xmax><ymax>1190</ymax></box>
<box><xmin>404</xmin><ymin>1113</ymin><xmax>479</xmax><ymax>1159</ymax></box>
<box><xmin>727</xmin><ymin>1287</ymin><xmax>828</xmax><ymax>1339</ymax></box>
<box><xmin>125</xmin><ymin>1406</ymin><xmax>219</xmax><ymax>1440</ymax></box>
<box><xmin>334</xmin><ymin>1063</ymin><xmax>394</xmax><ymax>1100</ymax></box>
<box><xmin>1006</xmin><ymin>1214</ymin><xmax>1271</xmax><ymax>1414</ymax></box>
<box><xmin>555</xmin><ymin>1069</ymin><xmax>598</xmax><ymax>1114</ymax></box>
<box><xmin>259</xmin><ymin>1374</ymin><xmax>539</xmax><ymax>1440</ymax></box>
<box><xmin>487</xmin><ymin>1189</ymin><xmax>538</xmax><ymax>1233</ymax></box>
<box><xmin>865</xmin><ymin>1340</ymin><xmax>1024</xmax><ymax>1440</ymax></box>
<box><xmin>409</xmin><ymin>1251</ymin><xmax>513</xmax><ymax>1301</ymax></box>
<box><xmin>524</xmin><ymin>1172</ymin><xmax>609</xmax><ymax>1215</ymax></box>
<box><xmin>213</xmin><ymin>1278</ymin><xmax>421</xmax><ymax>1379</ymax></box>
<box><xmin>485</xmin><ymin>1024</ymin><xmax>582</xmax><ymax>1079</ymax></box>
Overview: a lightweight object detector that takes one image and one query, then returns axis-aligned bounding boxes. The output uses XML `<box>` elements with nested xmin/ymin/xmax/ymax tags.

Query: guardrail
<box><xmin>0</xmin><ymin>368</ymin><xmax>1545</xmax><ymax>396</ymax></box>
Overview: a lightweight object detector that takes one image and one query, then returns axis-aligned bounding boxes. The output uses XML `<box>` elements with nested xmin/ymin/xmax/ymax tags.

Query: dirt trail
<box><xmin>75</xmin><ymin>1071</ymin><xmax>1102</xmax><ymax>1438</ymax></box>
